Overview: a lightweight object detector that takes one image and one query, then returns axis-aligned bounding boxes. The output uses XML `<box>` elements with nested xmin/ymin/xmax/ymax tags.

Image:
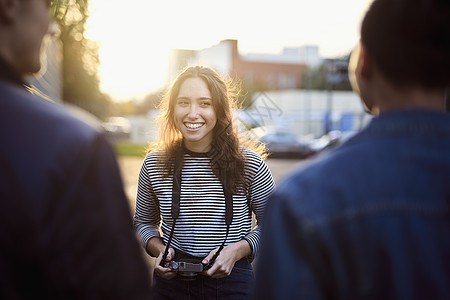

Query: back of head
<box><xmin>361</xmin><ymin>0</ymin><xmax>450</xmax><ymax>89</ymax></box>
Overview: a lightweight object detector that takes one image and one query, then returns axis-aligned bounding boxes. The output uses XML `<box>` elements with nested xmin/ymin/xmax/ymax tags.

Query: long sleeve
<box><xmin>132</xmin><ymin>149</ymin><xmax>275</xmax><ymax>259</ymax></box>
<box><xmin>244</xmin><ymin>153</ymin><xmax>275</xmax><ymax>259</ymax></box>
<box><xmin>134</xmin><ymin>154</ymin><xmax>163</xmax><ymax>251</ymax></box>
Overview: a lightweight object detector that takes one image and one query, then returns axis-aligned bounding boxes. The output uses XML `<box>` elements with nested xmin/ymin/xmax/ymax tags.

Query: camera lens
<box><xmin>179</xmin><ymin>272</ymin><xmax>198</xmax><ymax>281</ymax></box>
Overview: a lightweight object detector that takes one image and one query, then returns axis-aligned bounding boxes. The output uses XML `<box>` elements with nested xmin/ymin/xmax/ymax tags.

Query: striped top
<box><xmin>134</xmin><ymin>146</ymin><xmax>275</xmax><ymax>260</ymax></box>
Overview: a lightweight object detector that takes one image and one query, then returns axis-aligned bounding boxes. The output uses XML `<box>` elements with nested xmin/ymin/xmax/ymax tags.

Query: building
<box><xmin>168</xmin><ymin>39</ymin><xmax>321</xmax><ymax>92</ymax></box>
<box><xmin>324</xmin><ymin>55</ymin><xmax>352</xmax><ymax>90</ymax></box>
<box><xmin>242</xmin><ymin>90</ymin><xmax>370</xmax><ymax>138</ymax></box>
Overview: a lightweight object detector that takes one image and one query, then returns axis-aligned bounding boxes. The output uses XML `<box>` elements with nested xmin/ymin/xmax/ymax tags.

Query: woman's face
<box><xmin>174</xmin><ymin>77</ymin><xmax>217</xmax><ymax>152</ymax></box>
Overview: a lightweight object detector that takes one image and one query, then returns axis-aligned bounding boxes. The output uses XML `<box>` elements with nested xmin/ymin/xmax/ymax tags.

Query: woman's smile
<box><xmin>184</xmin><ymin>122</ymin><xmax>205</xmax><ymax>130</ymax></box>
<box><xmin>174</xmin><ymin>77</ymin><xmax>217</xmax><ymax>152</ymax></box>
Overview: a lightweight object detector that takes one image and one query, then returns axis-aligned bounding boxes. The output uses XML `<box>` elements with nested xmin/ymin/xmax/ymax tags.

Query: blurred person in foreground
<box><xmin>0</xmin><ymin>0</ymin><xmax>151</xmax><ymax>298</ymax></box>
<box><xmin>254</xmin><ymin>0</ymin><xmax>450</xmax><ymax>299</ymax></box>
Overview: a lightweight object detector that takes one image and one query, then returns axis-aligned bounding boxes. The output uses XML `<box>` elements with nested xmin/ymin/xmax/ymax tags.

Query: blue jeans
<box><xmin>151</xmin><ymin>252</ymin><xmax>254</xmax><ymax>300</ymax></box>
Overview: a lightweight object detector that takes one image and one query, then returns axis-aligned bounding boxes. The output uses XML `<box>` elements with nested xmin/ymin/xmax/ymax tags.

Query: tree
<box><xmin>301</xmin><ymin>64</ymin><xmax>327</xmax><ymax>90</ymax></box>
<box><xmin>51</xmin><ymin>0</ymin><xmax>110</xmax><ymax>119</ymax></box>
<box><xmin>133</xmin><ymin>90</ymin><xmax>164</xmax><ymax>115</ymax></box>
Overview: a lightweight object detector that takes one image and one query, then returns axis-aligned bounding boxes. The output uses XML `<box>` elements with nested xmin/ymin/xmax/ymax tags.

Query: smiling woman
<box><xmin>134</xmin><ymin>65</ymin><xmax>275</xmax><ymax>299</ymax></box>
<box><xmin>174</xmin><ymin>77</ymin><xmax>216</xmax><ymax>153</ymax></box>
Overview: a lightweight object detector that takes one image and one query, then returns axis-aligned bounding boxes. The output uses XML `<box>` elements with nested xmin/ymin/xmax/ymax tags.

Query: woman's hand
<box><xmin>202</xmin><ymin>240</ymin><xmax>251</xmax><ymax>279</ymax></box>
<box><xmin>154</xmin><ymin>248</ymin><xmax>177</xmax><ymax>280</ymax></box>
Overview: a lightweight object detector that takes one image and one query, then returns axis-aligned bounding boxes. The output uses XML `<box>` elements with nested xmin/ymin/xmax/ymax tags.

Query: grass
<box><xmin>113</xmin><ymin>142</ymin><xmax>148</xmax><ymax>157</ymax></box>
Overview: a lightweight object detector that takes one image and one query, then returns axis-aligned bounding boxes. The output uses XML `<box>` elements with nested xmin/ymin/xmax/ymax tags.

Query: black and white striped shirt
<box><xmin>134</xmin><ymin>146</ymin><xmax>275</xmax><ymax>259</ymax></box>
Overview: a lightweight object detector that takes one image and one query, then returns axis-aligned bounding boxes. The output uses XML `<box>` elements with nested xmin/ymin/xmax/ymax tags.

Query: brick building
<box><xmin>168</xmin><ymin>39</ymin><xmax>319</xmax><ymax>92</ymax></box>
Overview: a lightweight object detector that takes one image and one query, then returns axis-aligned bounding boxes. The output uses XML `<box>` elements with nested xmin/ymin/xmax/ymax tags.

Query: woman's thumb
<box><xmin>202</xmin><ymin>252</ymin><xmax>214</xmax><ymax>265</ymax></box>
<box><xmin>166</xmin><ymin>248</ymin><xmax>175</xmax><ymax>260</ymax></box>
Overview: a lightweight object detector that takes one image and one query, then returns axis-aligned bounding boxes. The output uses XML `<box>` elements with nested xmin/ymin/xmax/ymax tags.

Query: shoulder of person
<box><xmin>240</xmin><ymin>146</ymin><xmax>263</xmax><ymax>160</ymax></box>
<box><xmin>0</xmin><ymin>82</ymin><xmax>105</xmax><ymax>149</ymax></box>
<box><xmin>145</xmin><ymin>149</ymin><xmax>165</xmax><ymax>160</ymax></box>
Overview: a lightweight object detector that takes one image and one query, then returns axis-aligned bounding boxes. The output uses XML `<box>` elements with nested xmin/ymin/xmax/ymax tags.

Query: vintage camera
<box><xmin>163</xmin><ymin>258</ymin><xmax>211</xmax><ymax>281</ymax></box>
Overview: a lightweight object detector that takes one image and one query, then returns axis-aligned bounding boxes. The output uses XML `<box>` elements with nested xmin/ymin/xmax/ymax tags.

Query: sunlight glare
<box><xmin>86</xmin><ymin>0</ymin><xmax>372</xmax><ymax>101</ymax></box>
<box><xmin>86</xmin><ymin>0</ymin><xmax>172</xmax><ymax>100</ymax></box>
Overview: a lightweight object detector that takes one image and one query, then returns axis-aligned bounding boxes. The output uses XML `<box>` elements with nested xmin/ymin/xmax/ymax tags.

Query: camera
<box><xmin>163</xmin><ymin>258</ymin><xmax>211</xmax><ymax>281</ymax></box>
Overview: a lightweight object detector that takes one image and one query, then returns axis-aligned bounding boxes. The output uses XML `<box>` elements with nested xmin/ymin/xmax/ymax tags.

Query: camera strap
<box><xmin>160</xmin><ymin>153</ymin><xmax>233</xmax><ymax>267</ymax></box>
<box><xmin>160</xmin><ymin>154</ymin><xmax>182</xmax><ymax>266</ymax></box>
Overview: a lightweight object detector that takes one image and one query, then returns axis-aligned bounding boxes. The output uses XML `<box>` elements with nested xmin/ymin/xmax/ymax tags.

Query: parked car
<box><xmin>251</xmin><ymin>127</ymin><xmax>311</xmax><ymax>159</ymax></box>
<box><xmin>308</xmin><ymin>130</ymin><xmax>358</xmax><ymax>156</ymax></box>
<box><xmin>102</xmin><ymin>116</ymin><xmax>131</xmax><ymax>141</ymax></box>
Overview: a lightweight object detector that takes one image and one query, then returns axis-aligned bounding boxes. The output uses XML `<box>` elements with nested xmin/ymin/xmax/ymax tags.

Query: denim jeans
<box><xmin>152</xmin><ymin>253</ymin><xmax>254</xmax><ymax>300</ymax></box>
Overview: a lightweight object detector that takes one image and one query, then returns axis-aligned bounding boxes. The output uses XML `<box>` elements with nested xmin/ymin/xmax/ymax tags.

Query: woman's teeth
<box><xmin>185</xmin><ymin>123</ymin><xmax>203</xmax><ymax>129</ymax></box>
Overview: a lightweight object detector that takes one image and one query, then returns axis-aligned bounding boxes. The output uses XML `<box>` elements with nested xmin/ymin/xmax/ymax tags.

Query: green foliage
<box><xmin>113</xmin><ymin>142</ymin><xmax>148</xmax><ymax>157</ymax></box>
<box><xmin>50</xmin><ymin>0</ymin><xmax>110</xmax><ymax>119</ymax></box>
<box><xmin>133</xmin><ymin>90</ymin><xmax>164</xmax><ymax>115</ymax></box>
<box><xmin>301</xmin><ymin>65</ymin><xmax>327</xmax><ymax>90</ymax></box>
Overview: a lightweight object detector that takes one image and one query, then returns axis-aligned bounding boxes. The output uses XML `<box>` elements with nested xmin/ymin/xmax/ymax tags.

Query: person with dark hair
<box><xmin>0</xmin><ymin>0</ymin><xmax>151</xmax><ymax>298</ymax></box>
<box><xmin>134</xmin><ymin>65</ymin><xmax>275</xmax><ymax>299</ymax></box>
<box><xmin>254</xmin><ymin>0</ymin><xmax>450</xmax><ymax>299</ymax></box>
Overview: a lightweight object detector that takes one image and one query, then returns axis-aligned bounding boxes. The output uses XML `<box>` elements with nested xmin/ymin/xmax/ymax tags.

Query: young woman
<box><xmin>134</xmin><ymin>66</ymin><xmax>275</xmax><ymax>299</ymax></box>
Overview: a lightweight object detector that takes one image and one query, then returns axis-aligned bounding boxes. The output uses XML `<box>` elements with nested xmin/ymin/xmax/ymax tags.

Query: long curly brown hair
<box><xmin>148</xmin><ymin>66</ymin><xmax>267</xmax><ymax>194</ymax></box>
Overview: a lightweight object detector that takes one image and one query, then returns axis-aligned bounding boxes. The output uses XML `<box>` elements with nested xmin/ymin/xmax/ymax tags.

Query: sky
<box><xmin>85</xmin><ymin>0</ymin><xmax>373</xmax><ymax>101</ymax></box>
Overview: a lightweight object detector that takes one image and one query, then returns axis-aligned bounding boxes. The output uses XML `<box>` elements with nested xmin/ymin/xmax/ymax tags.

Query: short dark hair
<box><xmin>361</xmin><ymin>0</ymin><xmax>450</xmax><ymax>89</ymax></box>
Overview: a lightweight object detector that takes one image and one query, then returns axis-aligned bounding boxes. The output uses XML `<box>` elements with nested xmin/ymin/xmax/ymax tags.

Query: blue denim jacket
<box><xmin>254</xmin><ymin>109</ymin><xmax>450</xmax><ymax>300</ymax></box>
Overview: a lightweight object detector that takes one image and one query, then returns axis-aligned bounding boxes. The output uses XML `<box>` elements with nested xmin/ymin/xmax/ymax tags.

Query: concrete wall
<box><xmin>127</xmin><ymin>110</ymin><xmax>159</xmax><ymax>144</ymax></box>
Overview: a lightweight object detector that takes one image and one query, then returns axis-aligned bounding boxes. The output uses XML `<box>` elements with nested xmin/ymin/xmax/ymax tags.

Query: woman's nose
<box><xmin>187</xmin><ymin>104</ymin><xmax>198</xmax><ymax>118</ymax></box>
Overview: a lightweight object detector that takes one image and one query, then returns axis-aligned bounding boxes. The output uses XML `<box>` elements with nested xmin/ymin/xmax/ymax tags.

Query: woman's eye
<box><xmin>177</xmin><ymin>100</ymin><xmax>188</xmax><ymax>106</ymax></box>
<box><xmin>200</xmin><ymin>101</ymin><xmax>211</xmax><ymax>107</ymax></box>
